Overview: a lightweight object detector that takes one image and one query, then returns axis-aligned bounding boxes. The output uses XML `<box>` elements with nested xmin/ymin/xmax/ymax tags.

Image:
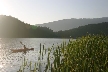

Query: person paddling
<box><xmin>20</xmin><ymin>41</ymin><xmax>34</xmax><ymax>51</ymax></box>
<box><xmin>20</xmin><ymin>41</ymin><xmax>27</xmax><ymax>50</ymax></box>
<box><xmin>24</xmin><ymin>45</ymin><xmax>27</xmax><ymax>50</ymax></box>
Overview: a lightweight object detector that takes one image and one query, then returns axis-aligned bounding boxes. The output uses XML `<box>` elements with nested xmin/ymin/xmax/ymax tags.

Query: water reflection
<box><xmin>0</xmin><ymin>38</ymin><xmax>69</xmax><ymax>72</ymax></box>
<box><xmin>0</xmin><ymin>65</ymin><xmax>3</xmax><ymax>68</ymax></box>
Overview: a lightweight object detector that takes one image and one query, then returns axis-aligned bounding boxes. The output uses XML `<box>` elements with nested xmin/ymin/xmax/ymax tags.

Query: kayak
<box><xmin>11</xmin><ymin>48</ymin><xmax>34</xmax><ymax>53</ymax></box>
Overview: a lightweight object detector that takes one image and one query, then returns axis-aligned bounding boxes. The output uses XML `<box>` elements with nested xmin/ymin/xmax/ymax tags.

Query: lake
<box><xmin>0</xmin><ymin>38</ymin><xmax>69</xmax><ymax>72</ymax></box>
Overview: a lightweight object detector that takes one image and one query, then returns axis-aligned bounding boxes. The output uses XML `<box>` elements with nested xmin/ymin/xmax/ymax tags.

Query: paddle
<box><xmin>20</xmin><ymin>41</ymin><xmax>24</xmax><ymax>45</ymax></box>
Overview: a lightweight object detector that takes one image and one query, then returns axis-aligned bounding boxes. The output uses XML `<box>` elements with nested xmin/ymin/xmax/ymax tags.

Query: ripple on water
<box><xmin>0</xmin><ymin>38</ymin><xmax>69</xmax><ymax>72</ymax></box>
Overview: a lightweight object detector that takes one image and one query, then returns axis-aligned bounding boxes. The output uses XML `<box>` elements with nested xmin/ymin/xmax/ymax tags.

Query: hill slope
<box><xmin>55</xmin><ymin>22</ymin><xmax>108</xmax><ymax>38</ymax></box>
<box><xmin>0</xmin><ymin>15</ymin><xmax>57</xmax><ymax>38</ymax></box>
<box><xmin>0</xmin><ymin>15</ymin><xmax>108</xmax><ymax>38</ymax></box>
<box><xmin>36</xmin><ymin>17</ymin><xmax>108</xmax><ymax>32</ymax></box>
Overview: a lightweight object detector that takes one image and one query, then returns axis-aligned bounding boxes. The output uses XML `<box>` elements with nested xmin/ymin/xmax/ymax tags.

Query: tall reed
<box><xmin>18</xmin><ymin>34</ymin><xmax>108</xmax><ymax>72</ymax></box>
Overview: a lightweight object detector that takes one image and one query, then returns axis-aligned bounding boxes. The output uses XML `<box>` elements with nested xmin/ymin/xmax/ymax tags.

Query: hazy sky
<box><xmin>0</xmin><ymin>0</ymin><xmax>108</xmax><ymax>25</ymax></box>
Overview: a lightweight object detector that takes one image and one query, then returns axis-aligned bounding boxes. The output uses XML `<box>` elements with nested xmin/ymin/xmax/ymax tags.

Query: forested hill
<box><xmin>36</xmin><ymin>17</ymin><xmax>108</xmax><ymax>31</ymax></box>
<box><xmin>0</xmin><ymin>15</ymin><xmax>108</xmax><ymax>38</ymax></box>
<box><xmin>0</xmin><ymin>15</ymin><xmax>57</xmax><ymax>38</ymax></box>
<box><xmin>55</xmin><ymin>22</ymin><xmax>108</xmax><ymax>38</ymax></box>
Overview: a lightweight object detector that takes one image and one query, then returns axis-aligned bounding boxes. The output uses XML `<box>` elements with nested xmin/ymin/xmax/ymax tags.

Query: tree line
<box><xmin>0</xmin><ymin>15</ymin><xmax>108</xmax><ymax>38</ymax></box>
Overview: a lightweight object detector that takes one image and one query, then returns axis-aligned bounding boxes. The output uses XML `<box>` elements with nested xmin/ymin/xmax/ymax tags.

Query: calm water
<box><xmin>0</xmin><ymin>38</ymin><xmax>69</xmax><ymax>72</ymax></box>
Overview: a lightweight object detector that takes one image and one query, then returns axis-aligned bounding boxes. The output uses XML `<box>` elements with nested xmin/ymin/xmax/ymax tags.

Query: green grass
<box><xmin>18</xmin><ymin>34</ymin><xmax>108</xmax><ymax>72</ymax></box>
<box><xmin>57</xmin><ymin>34</ymin><xmax>108</xmax><ymax>72</ymax></box>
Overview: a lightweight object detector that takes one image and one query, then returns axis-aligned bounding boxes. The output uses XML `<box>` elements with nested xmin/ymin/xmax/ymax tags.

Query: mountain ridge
<box><xmin>0</xmin><ymin>15</ymin><xmax>108</xmax><ymax>38</ymax></box>
<box><xmin>36</xmin><ymin>17</ymin><xmax>108</xmax><ymax>32</ymax></box>
<box><xmin>55</xmin><ymin>22</ymin><xmax>108</xmax><ymax>38</ymax></box>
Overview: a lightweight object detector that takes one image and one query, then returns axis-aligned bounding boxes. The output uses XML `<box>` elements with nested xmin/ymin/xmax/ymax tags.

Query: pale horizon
<box><xmin>0</xmin><ymin>0</ymin><xmax>108</xmax><ymax>25</ymax></box>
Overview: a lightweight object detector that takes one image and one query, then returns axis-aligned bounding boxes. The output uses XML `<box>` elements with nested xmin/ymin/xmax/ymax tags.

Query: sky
<box><xmin>0</xmin><ymin>0</ymin><xmax>108</xmax><ymax>25</ymax></box>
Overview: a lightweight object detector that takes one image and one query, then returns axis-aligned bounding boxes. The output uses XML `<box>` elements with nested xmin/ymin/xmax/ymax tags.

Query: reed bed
<box><xmin>18</xmin><ymin>34</ymin><xmax>108</xmax><ymax>72</ymax></box>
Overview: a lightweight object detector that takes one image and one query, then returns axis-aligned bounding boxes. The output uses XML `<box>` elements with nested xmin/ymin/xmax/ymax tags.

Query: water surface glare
<box><xmin>0</xmin><ymin>38</ymin><xmax>69</xmax><ymax>72</ymax></box>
